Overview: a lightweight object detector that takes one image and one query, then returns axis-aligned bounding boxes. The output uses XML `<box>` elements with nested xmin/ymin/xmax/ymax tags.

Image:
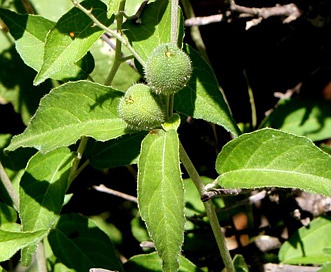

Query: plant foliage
<box><xmin>0</xmin><ymin>0</ymin><xmax>331</xmax><ymax>271</ymax></box>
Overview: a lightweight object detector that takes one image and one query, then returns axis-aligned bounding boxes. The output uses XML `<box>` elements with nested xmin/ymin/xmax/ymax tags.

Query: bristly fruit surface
<box><xmin>118</xmin><ymin>83</ymin><xmax>166</xmax><ymax>131</ymax></box>
<box><xmin>144</xmin><ymin>43</ymin><xmax>192</xmax><ymax>95</ymax></box>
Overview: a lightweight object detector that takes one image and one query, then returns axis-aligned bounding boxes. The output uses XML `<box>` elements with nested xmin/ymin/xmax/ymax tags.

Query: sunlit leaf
<box><xmin>138</xmin><ymin>129</ymin><xmax>185</xmax><ymax>272</ymax></box>
<box><xmin>0</xmin><ymin>8</ymin><xmax>55</xmax><ymax>71</ymax></box>
<box><xmin>124</xmin><ymin>252</ymin><xmax>204</xmax><ymax>272</ymax></box>
<box><xmin>279</xmin><ymin>216</ymin><xmax>331</xmax><ymax>265</ymax></box>
<box><xmin>175</xmin><ymin>45</ymin><xmax>241</xmax><ymax>137</ymax></box>
<box><xmin>0</xmin><ymin>228</ymin><xmax>49</xmax><ymax>262</ymax></box>
<box><xmin>30</xmin><ymin>0</ymin><xmax>73</xmax><ymax>22</ymax></box>
<box><xmin>215</xmin><ymin>128</ymin><xmax>331</xmax><ymax>196</ymax></box>
<box><xmin>5</xmin><ymin>81</ymin><xmax>127</xmax><ymax>153</ymax></box>
<box><xmin>260</xmin><ymin>97</ymin><xmax>331</xmax><ymax>142</ymax></box>
<box><xmin>0</xmin><ymin>8</ymin><xmax>94</xmax><ymax>83</ymax></box>
<box><xmin>33</xmin><ymin>0</ymin><xmax>113</xmax><ymax>85</ymax></box>
<box><xmin>19</xmin><ymin>148</ymin><xmax>75</xmax><ymax>265</ymax></box>
<box><xmin>20</xmin><ymin>148</ymin><xmax>74</xmax><ymax>230</ymax></box>
<box><xmin>107</xmin><ymin>0</ymin><xmax>122</xmax><ymax>18</ymax></box>
<box><xmin>123</xmin><ymin>0</ymin><xmax>184</xmax><ymax>63</ymax></box>
<box><xmin>317</xmin><ymin>263</ymin><xmax>331</xmax><ymax>272</ymax></box>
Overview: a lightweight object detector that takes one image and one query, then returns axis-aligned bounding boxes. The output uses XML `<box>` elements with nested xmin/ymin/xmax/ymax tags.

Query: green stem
<box><xmin>0</xmin><ymin>161</ymin><xmax>19</xmax><ymax>209</ymax></box>
<box><xmin>104</xmin><ymin>0</ymin><xmax>126</xmax><ymax>86</ymax></box>
<box><xmin>68</xmin><ymin>136</ymin><xmax>89</xmax><ymax>186</ymax></box>
<box><xmin>244</xmin><ymin>69</ymin><xmax>257</xmax><ymax>129</ymax></box>
<box><xmin>169</xmin><ymin>94</ymin><xmax>174</xmax><ymax>118</ymax></box>
<box><xmin>104</xmin><ymin>55</ymin><xmax>121</xmax><ymax>86</ymax></box>
<box><xmin>168</xmin><ymin>0</ymin><xmax>179</xmax><ymax>118</ymax></box>
<box><xmin>71</xmin><ymin>0</ymin><xmax>146</xmax><ymax>67</ymax></box>
<box><xmin>179</xmin><ymin>142</ymin><xmax>235</xmax><ymax>272</ymax></box>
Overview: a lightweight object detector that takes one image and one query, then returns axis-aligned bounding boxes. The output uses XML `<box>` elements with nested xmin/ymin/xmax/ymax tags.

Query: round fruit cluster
<box><xmin>118</xmin><ymin>43</ymin><xmax>192</xmax><ymax>131</ymax></box>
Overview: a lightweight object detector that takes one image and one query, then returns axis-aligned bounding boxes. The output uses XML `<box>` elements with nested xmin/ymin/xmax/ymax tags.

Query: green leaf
<box><xmin>233</xmin><ymin>254</ymin><xmax>249</xmax><ymax>272</ymax></box>
<box><xmin>85</xmin><ymin>132</ymin><xmax>147</xmax><ymax>169</ymax></box>
<box><xmin>124</xmin><ymin>252</ymin><xmax>204</xmax><ymax>272</ymax></box>
<box><xmin>123</xmin><ymin>0</ymin><xmax>184</xmax><ymax>62</ymax></box>
<box><xmin>0</xmin><ymin>134</ymin><xmax>31</xmax><ymax>206</ymax></box>
<box><xmin>5</xmin><ymin>80</ymin><xmax>127</xmax><ymax>153</ymax></box>
<box><xmin>0</xmin><ymin>135</ymin><xmax>36</xmax><ymax>206</ymax></box>
<box><xmin>0</xmin><ymin>8</ymin><xmax>55</xmax><ymax>71</ymax></box>
<box><xmin>20</xmin><ymin>148</ymin><xmax>74</xmax><ymax>230</ymax></box>
<box><xmin>138</xmin><ymin>129</ymin><xmax>185</xmax><ymax>272</ymax></box>
<box><xmin>279</xmin><ymin>216</ymin><xmax>331</xmax><ymax>265</ymax></box>
<box><xmin>29</xmin><ymin>0</ymin><xmax>73</xmax><ymax>22</ymax></box>
<box><xmin>317</xmin><ymin>263</ymin><xmax>331</xmax><ymax>272</ymax></box>
<box><xmin>48</xmin><ymin>213</ymin><xmax>123</xmax><ymax>272</ymax></box>
<box><xmin>33</xmin><ymin>0</ymin><xmax>113</xmax><ymax>85</ymax></box>
<box><xmin>107</xmin><ymin>0</ymin><xmax>122</xmax><ymax>18</ymax></box>
<box><xmin>0</xmin><ymin>202</ymin><xmax>20</xmax><ymax>232</ymax></box>
<box><xmin>0</xmin><ymin>266</ymin><xmax>8</xmax><ymax>272</ymax></box>
<box><xmin>323</xmin><ymin>247</ymin><xmax>331</xmax><ymax>257</ymax></box>
<box><xmin>0</xmin><ymin>228</ymin><xmax>49</xmax><ymax>262</ymax></box>
<box><xmin>0</xmin><ymin>202</ymin><xmax>17</xmax><ymax>226</ymax></box>
<box><xmin>19</xmin><ymin>148</ymin><xmax>75</xmax><ymax>265</ymax></box>
<box><xmin>162</xmin><ymin>113</ymin><xmax>181</xmax><ymax>131</ymax></box>
<box><xmin>260</xmin><ymin>97</ymin><xmax>331</xmax><ymax>142</ymax></box>
<box><xmin>183</xmin><ymin>177</ymin><xmax>213</xmax><ymax>217</ymax></box>
<box><xmin>130</xmin><ymin>216</ymin><xmax>150</xmax><ymax>245</ymax></box>
<box><xmin>215</xmin><ymin>128</ymin><xmax>331</xmax><ymax>196</ymax></box>
<box><xmin>89</xmin><ymin>215</ymin><xmax>123</xmax><ymax>246</ymax></box>
<box><xmin>0</xmin><ymin>8</ymin><xmax>94</xmax><ymax>82</ymax></box>
<box><xmin>174</xmin><ymin>45</ymin><xmax>241</xmax><ymax>137</ymax></box>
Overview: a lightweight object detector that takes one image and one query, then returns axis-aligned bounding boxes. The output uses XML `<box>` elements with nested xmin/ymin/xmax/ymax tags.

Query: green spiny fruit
<box><xmin>144</xmin><ymin>43</ymin><xmax>192</xmax><ymax>95</ymax></box>
<box><xmin>118</xmin><ymin>83</ymin><xmax>166</xmax><ymax>130</ymax></box>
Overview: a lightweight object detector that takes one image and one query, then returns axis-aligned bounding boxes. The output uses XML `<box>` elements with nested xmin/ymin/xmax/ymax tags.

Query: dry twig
<box><xmin>93</xmin><ymin>184</ymin><xmax>137</xmax><ymax>203</ymax></box>
<box><xmin>184</xmin><ymin>2</ymin><xmax>302</xmax><ymax>30</ymax></box>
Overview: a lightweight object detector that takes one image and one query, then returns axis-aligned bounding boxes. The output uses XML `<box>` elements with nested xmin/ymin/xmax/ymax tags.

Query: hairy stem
<box><xmin>244</xmin><ymin>69</ymin><xmax>257</xmax><ymax>129</ymax></box>
<box><xmin>179</xmin><ymin>142</ymin><xmax>236</xmax><ymax>272</ymax></box>
<box><xmin>105</xmin><ymin>0</ymin><xmax>126</xmax><ymax>86</ymax></box>
<box><xmin>0</xmin><ymin>161</ymin><xmax>19</xmax><ymax>209</ymax></box>
<box><xmin>68</xmin><ymin>136</ymin><xmax>89</xmax><ymax>186</ymax></box>
<box><xmin>168</xmin><ymin>0</ymin><xmax>179</xmax><ymax>118</ymax></box>
<box><xmin>71</xmin><ymin>0</ymin><xmax>146</xmax><ymax>67</ymax></box>
<box><xmin>171</xmin><ymin>0</ymin><xmax>179</xmax><ymax>44</ymax></box>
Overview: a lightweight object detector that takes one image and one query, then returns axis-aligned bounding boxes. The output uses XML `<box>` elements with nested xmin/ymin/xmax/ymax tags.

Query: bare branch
<box><xmin>231</xmin><ymin>3</ymin><xmax>302</xmax><ymax>29</ymax></box>
<box><xmin>184</xmin><ymin>2</ymin><xmax>302</xmax><ymax>29</ymax></box>
<box><xmin>93</xmin><ymin>184</ymin><xmax>137</xmax><ymax>203</ymax></box>
<box><xmin>185</xmin><ymin>14</ymin><xmax>223</xmax><ymax>27</ymax></box>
